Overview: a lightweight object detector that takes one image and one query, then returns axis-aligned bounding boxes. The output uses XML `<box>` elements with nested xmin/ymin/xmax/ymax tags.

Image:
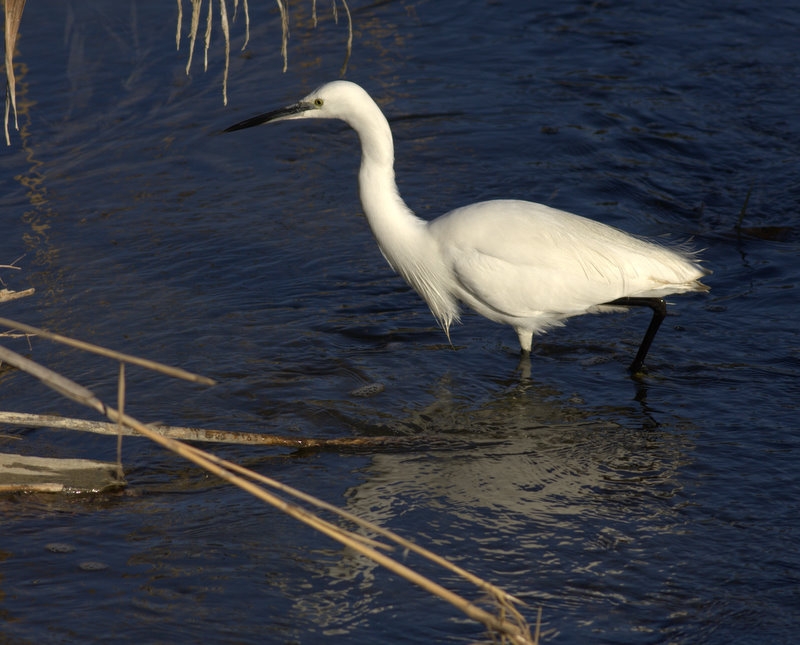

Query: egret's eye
<box><xmin>313</xmin><ymin>98</ymin><xmax>324</xmax><ymax>108</ymax></box>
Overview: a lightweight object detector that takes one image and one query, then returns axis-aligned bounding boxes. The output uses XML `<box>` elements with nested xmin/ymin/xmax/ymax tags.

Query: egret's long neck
<box><xmin>347</xmin><ymin>102</ymin><xmax>429</xmax><ymax>273</ymax></box>
<box><xmin>344</xmin><ymin>95</ymin><xmax>459</xmax><ymax>334</ymax></box>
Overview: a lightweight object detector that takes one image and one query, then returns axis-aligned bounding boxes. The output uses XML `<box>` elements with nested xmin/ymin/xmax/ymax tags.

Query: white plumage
<box><xmin>226</xmin><ymin>80</ymin><xmax>708</xmax><ymax>371</ymax></box>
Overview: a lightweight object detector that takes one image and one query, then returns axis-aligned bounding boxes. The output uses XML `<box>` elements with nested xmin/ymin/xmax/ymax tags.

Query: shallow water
<box><xmin>1</xmin><ymin>0</ymin><xmax>798</xmax><ymax>643</ymax></box>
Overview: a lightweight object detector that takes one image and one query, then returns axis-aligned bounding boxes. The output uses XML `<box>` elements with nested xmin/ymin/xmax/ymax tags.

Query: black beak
<box><xmin>224</xmin><ymin>102</ymin><xmax>311</xmax><ymax>133</ymax></box>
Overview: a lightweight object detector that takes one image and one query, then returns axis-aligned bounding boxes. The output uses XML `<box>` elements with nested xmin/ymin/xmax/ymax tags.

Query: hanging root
<box><xmin>175</xmin><ymin>0</ymin><xmax>354</xmax><ymax>105</ymax></box>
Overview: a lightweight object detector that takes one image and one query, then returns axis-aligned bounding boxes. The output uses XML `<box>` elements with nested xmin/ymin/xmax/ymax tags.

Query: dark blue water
<box><xmin>1</xmin><ymin>0</ymin><xmax>798</xmax><ymax>643</ymax></box>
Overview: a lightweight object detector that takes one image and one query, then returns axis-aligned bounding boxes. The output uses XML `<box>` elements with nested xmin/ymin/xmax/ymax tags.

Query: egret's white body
<box><xmin>226</xmin><ymin>81</ymin><xmax>708</xmax><ymax>369</ymax></box>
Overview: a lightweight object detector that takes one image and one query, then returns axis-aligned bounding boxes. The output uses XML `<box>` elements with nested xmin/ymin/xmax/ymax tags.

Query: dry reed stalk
<box><xmin>0</xmin><ymin>410</ymin><xmax>415</xmax><ymax>448</ymax></box>
<box><xmin>237</xmin><ymin>0</ymin><xmax>251</xmax><ymax>50</ymax></box>
<box><xmin>329</xmin><ymin>0</ymin><xmax>352</xmax><ymax>75</ymax></box>
<box><xmin>176</xmin><ymin>0</ymin><xmax>183</xmax><ymax>48</ymax></box>
<box><xmin>204</xmin><ymin>0</ymin><xmax>213</xmax><ymax>71</ymax></box>
<box><xmin>116</xmin><ymin>362</ymin><xmax>125</xmax><ymax>478</ymax></box>
<box><xmin>0</xmin><ymin>288</ymin><xmax>34</xmax><ymax>303</ymax></box>
<box><xmin>3</xmin><ymin>0</ymin><xmax>26</xmax><ymax>145</ymax></box>
<box><xmin>177</xmin><ymin>0</ymin><xmax>249</xmax><ymax>103</ymax></box>
<box><xmin>0</xmin><ymin>411</ymin><xmax>513</xmax><ymax>455</ymax></box>
<box><xmin>183</xmin><ymin>0</ymin><xmax>204</xmax><ymax>74</ymax></box>
<box><xmin>181</xmin><ymin>445</ymin><xmax>529</xmax><ymax>613</ymax></box>
<box><xmin>0</xmin><ymin>258</ymin><xmax>34</xmax><ymax>305</ymax></box>
<box><xmin>4</xmin><ymin>1</ymin><xmax>354</xmax><ymax>142</ymax></box>
<box><xmin>177</xmin><ymin>0</ymin><xmax>353</xmax><ymax>104</ymax></box>
<box><xmin>274</xmin><ymin>0</ymin><xmax>289</xmax><ymax>72</ymax></box>
<box><xmin>0</xmin><ymin>333</ymin><xmax>538</xmax><ymax>643</ymax></box>
<box><xmin>242</xmin><ymin>0</ymin><xmax>250</xmax><ymax>51</ymax></box>
<box><xmin>0</xmin><ymin>317</ymin><xmax>215</xmax><ymax>386</ymax></box>
<box><xmin>218</xmin><ymin>0</ymin><xmax>231</xmax><ymax>104</ymax></box>
<box><xmin>107</xmin><ymin>411</ymin><xmax>537</xmax><ymax>644</ymax></box>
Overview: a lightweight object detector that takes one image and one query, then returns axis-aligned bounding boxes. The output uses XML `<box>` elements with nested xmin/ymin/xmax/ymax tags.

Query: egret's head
<box><xmin>224</xmin><ymin>81</ymin><xmax>371</xmax><ymax>132</ymax></box>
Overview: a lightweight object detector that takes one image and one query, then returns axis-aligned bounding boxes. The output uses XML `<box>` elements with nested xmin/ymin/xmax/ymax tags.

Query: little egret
<box><xmin>226</xmin><ymin>81</ymin><xmax>709</xmax><ymax>372</ymax></box>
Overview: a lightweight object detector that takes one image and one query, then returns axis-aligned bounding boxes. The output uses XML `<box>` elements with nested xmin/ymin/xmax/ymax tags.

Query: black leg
<box><xmin>605</xmin><ymin>297</ymin><xmax>667</xmax><ymax>373</ymax></box>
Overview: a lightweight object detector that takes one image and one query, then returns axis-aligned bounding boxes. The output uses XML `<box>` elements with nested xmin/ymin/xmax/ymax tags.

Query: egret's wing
<box><xmin>431</xmin><ymin>200</ymin><xmax>704</xmax><ymax>317</ymax></box>
<box><xmin>450</xmin><ymin>245</ymin><xmax>620</xmax><ymax>316</ymax></box>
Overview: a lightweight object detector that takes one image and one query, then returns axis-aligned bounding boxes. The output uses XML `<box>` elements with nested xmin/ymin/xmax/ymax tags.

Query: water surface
<box><xmin>1</xmin><ymin>1</ymin><xmax>798</xmax><ymax>643</ymax></box>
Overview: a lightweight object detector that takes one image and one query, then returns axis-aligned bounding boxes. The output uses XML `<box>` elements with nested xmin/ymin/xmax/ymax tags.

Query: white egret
<box><xmin>226</xmin><ymin>81</ymin><xmax>709</xmax><ymax>372</ymax></box>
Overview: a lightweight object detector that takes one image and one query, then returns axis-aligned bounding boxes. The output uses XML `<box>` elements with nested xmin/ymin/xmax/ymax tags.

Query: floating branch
<box><xmin>0</xmin><ymin>288</ymin><xmax>34</xmax><ymax>304</ymax></box>
<box><xmin>0</xmin><ymin>410</ymin><xmax>400</xmax><ymax>447</ymax></box>
<box><xmin>0</xmin><ymin>410</ymin><xmax>510</xmax><ymax>452</ymax></box>
<box><xmin>0</xmin><ymin>452</ymin><xmax>122</xmax><ymax>494</ymax></box>
<box><xmin>0</xmin><ymin>257</ymin><xmax>34</xmax><ymax>303</ymax></box>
